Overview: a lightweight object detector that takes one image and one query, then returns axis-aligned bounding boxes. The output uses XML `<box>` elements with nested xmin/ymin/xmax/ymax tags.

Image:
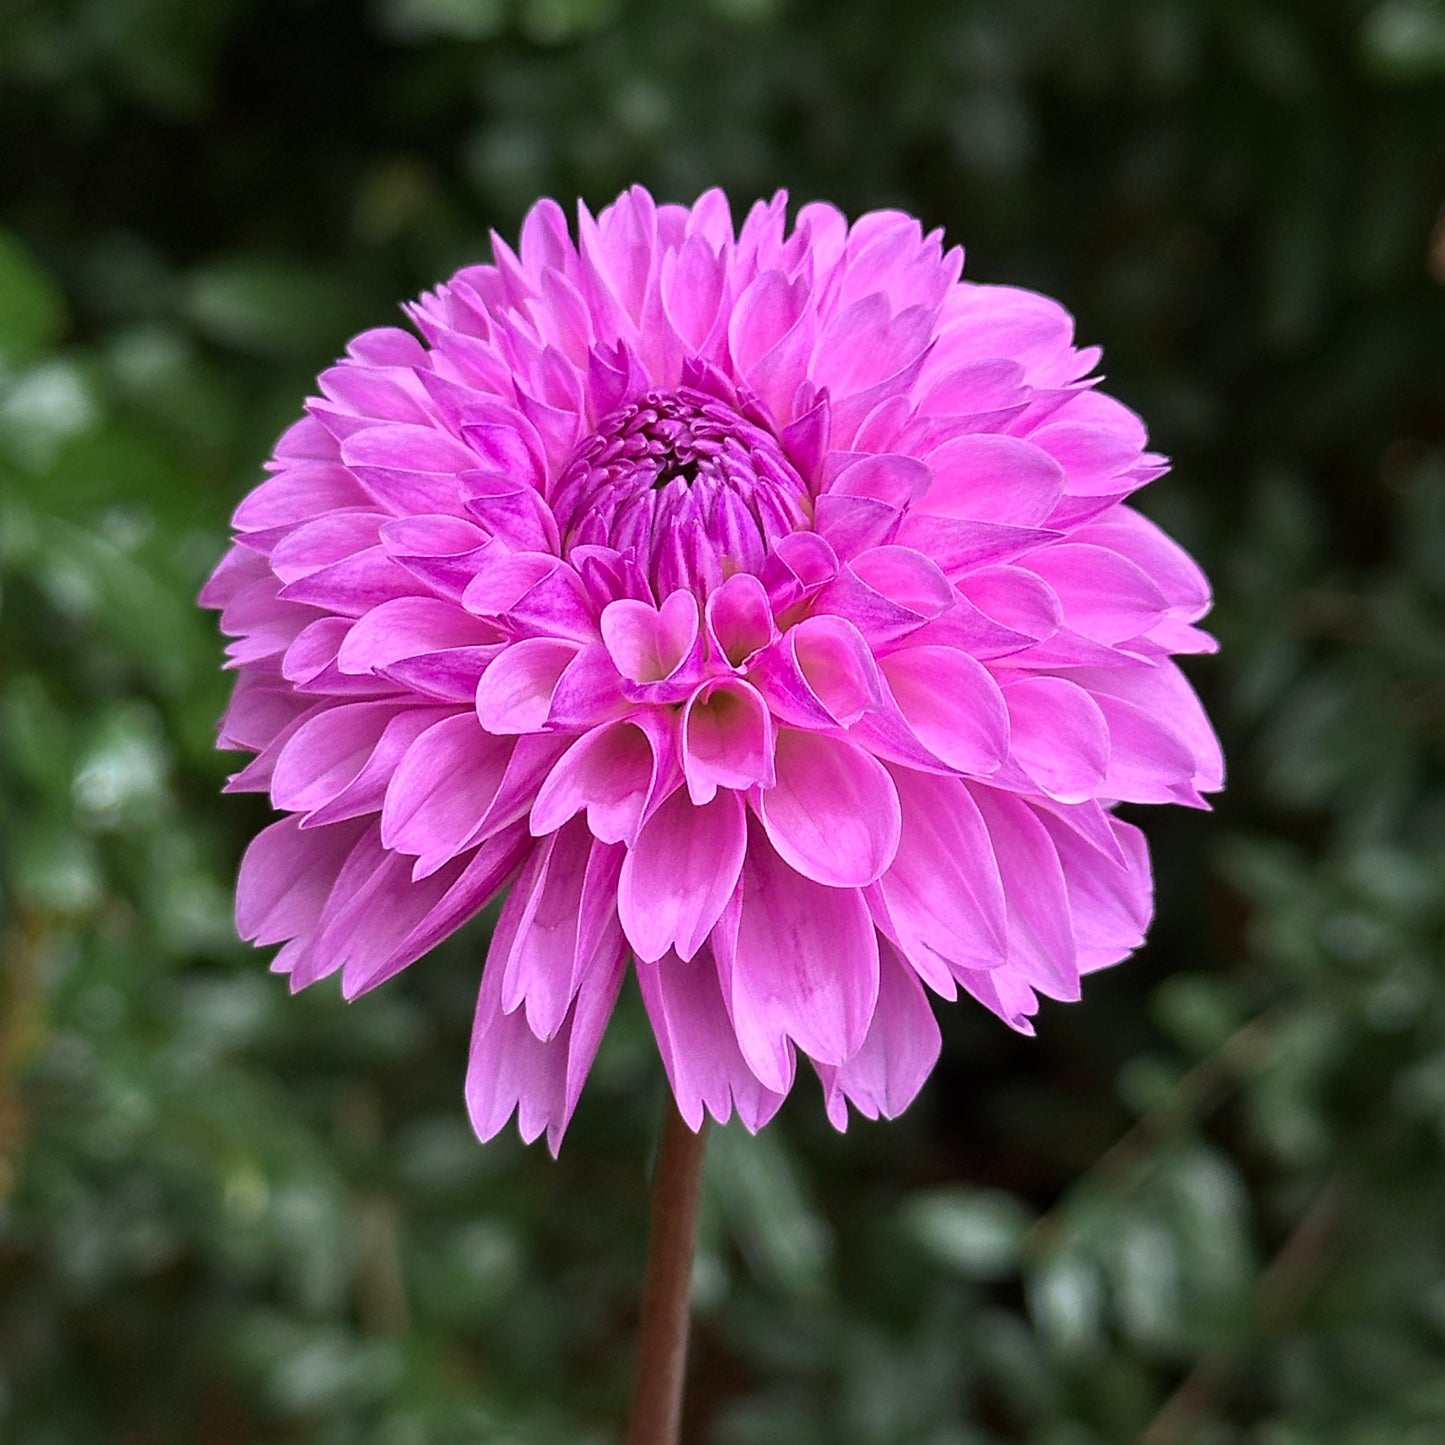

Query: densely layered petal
<box><xmin>209</xmin><ymin>185</ymin><xmax>1220</xmax><ymax>1151</ymax></box>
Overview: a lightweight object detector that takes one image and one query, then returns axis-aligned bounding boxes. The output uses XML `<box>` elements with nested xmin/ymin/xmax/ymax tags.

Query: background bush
<box><xmin>3</xmin><ymin>1</ymin><xmax>1444</xmax><ymax>1440</ymax></box>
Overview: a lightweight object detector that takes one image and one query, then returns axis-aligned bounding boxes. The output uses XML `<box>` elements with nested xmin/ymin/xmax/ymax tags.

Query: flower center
<box><xmin>551</xmin><ymin>387</ymin><xmax>810</xmax><ymax>596</ymax></box>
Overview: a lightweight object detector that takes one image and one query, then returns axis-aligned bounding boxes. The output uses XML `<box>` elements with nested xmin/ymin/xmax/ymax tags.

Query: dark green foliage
<box><xmin>3</xmin><ymin>0</ymin><xmax>1444</xmax><ymax>1439</ymax></box>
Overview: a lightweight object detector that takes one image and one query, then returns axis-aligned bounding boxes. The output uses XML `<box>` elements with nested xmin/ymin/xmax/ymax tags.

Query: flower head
<box><xmin>205</xmin><ymin>187</ymin><xmax>1222</xmax><ymax>1150</ymax></box>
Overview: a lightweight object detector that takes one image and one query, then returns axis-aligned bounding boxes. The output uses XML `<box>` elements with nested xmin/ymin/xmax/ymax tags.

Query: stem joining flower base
<box><xmin>627</xmin><ymin>1102</ymin><xmax>708</xmax><ymax>1445</ymax></box>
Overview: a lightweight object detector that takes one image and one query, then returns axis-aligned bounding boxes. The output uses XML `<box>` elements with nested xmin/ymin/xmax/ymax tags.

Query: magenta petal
<box><xmin>458</xmin><ymin>468</ymin><xmax>559</xmax><ymax>552</ymax></box>
<box><xmin>304</xmin><ymin>706</ymin><xmax>454</xmax><ymax>827</ymax></box>
<box><xmin>815</xmin><ymin>939</ymin><xmax>941</xmax><ymax>1128</ymax></box>
<box><xmin>499</xmin><ymin>817</ymin><xmax>625</xmax><ymax>1040</ymax></box>
<box><xmin>724</xmin><ymin>825</ymin><xmax>879</xmax><ymax>1090</ymax></box>
<box><xmin>545</xmin><ymin>642</ymin><xmax>631</xmax><ymax>730</ymax></box>
<box><xmin>340</xmin><ymin>422</ymin><xmax>478</xmax><ymax>514</ymax></box>
<box><xmin>378</xmin><ymin>514</ymin><xmax>492</xmax><ymax>597</ymax></box>
<box><xmin>462</xmin><ymin>552</ymin><xmax>597</xmax><ymax>642</ymax></box>
<box><xmin>706</xmin><ymin>572</ymin><xmax>777</xmax><ymax>667</ymax></box>
<box><xmin>756</xmin><ymin>729</ymin><xmax>900</xmax><ymax>887</ymax></box>
<box><xmin>789</xmin><ymin>615</ymin><xmax>885</xmax><ymax>725</ymax></box>
<box><xmin>1039</xmin><ymin>811</ymin><xmax>1153</xmax><ymax>971</ymax></box>
<box><xmin>1023</xmin><ymin>543</ymin><xmax>1169</xmax><ymax>644</ymax></box>
<box><xmin>268</xmin><ymin>511</ymin><xmax>384</xmax><ymax>584</ymax></box>
<box><xmin>232</xmin><ymin>463</ymin><xmax>370</xmax><ymax>534</ymax></box>
<box><xmin>270</xmin><ymin>699</ymin><xmax>411</xmax><ymax>814</ymax></box>
<box><xmin>337</xmin><ymin>596</ymin><xmax>499</xmax><ymax>674</ymax></box>
<box><xmin>620</xmin><ymin>788</ymin><xmax>747</xmax><ymax>963</ymax></box>
<box><xmin>465</xmin><ymin>894</ymin><xmax>626</xmax><ymax>1153</ymax></box>
<box><xmin>333</xmin><ymin>824</ymin><xmax>531</xmax><ymax>998</ymax></box>
<box><xmin>751</xmin><ymin>615</ymin><xmax>883</xmax><ymax>730</ymax></box>
<box><xmin>637</xmin><ymin>949</ymin><xmax>786</xmax><ymax>1132</ymax></box>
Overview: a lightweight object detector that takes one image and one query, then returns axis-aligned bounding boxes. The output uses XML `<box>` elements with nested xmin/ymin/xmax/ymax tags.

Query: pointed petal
<box><xmin>619</xmin><ymin>789</ymin><xmax>747</xmax><ymax>963</ymax></box>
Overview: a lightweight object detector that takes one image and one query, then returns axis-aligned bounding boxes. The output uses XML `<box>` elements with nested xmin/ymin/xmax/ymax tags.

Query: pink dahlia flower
<box><xmin>205</xmin><ymin>187</ymin><xmax>1221</xmax><ymax>1151</ymax></box>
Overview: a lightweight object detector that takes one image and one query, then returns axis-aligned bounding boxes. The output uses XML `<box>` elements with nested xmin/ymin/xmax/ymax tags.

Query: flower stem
<box><xmin>627</xmin><ymin>1100</ymin><xmax>708</xmax><ymax>1445</ymax></box>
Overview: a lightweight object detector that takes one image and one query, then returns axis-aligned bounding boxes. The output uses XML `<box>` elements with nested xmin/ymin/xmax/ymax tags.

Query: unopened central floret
<box><xmin>551</xmin><ymin>387</ymin><xmax>810</xmax><ymax>597</ymax></box>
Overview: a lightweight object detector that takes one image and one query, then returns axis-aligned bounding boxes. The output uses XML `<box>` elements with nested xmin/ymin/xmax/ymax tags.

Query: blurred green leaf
<box><xmin>0</xmin><ymin>230</ymin><xmax>66</xmax><ymax>368</ymax></box>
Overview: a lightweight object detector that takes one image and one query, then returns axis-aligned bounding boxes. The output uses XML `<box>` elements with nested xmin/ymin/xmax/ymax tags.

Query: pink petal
<box><xmin>600</xmin><ymin>589</ymin><xmax>700</xmax><ymax>684</ymax></box>
<box><xmin>1071</xmin><ymin>660</ymin><xmax>1223</xmax><ymax>795</ymax></box>
<box><xmin>475</xmin><ymin>637</ymin><xmax>583</xmax><ymax>733</ymax></box>
<box><xmin>706</xmin><ymin>572</ymin><xmax>776</xmax><ymax>667</ymax></box>
<box><xmin>380</xmin><ymin>714</ymin><xmax>519</xmax><ymax>875</ymax></box>
<box><xmin>620</xmin><ymin>789</ymin><xmax>747</xmax><ymax>963</ymax></box>
<box><xmin>499</xmin><ymin>817</ymin><xmax>625</xmax><ymax>1039</ymax></box>
<box><xmin>681</xmin><ymin>678</ymin><xmax>774</xmax><ymax>803</ymax></box>
<box><xmin>466</xmin><ymin>890</ymin><xmax>626</xmax><ymax>1154</ymax></box>
<box><xmin>954</xmin><ymin>564</ymin><xmax>1061</xmax><ymax>641</ymax></box>
<box><xmin>756</xmin><ymin>729</ymin><xmax>900</xmax><ymax>887</ymax></box>
<box><xmin>340</xmin><ymin>422</ymin><xmax>477</xmax><ymax>514</ymax></box>
<box><xmin>1023</xmin><ymin>544</ymin><xmax>1169</xmax><ymax>644</ymax></box>
<box><xmin>815</xmin><ymin>939</ymin><xmax>941</xmax><ymax>1128</ymax></box>
<box><xmin>336</xmin><ymin>596</ymin><xmax>498</xmax><ymax>675</ymax></box>
<box><xmin>722</xmin><ymin>823</ymin><xmax>880</xmax><ymax>1090</ymax></box>
<box><xmin>750</xmin><ymin>615</ymin><xmax>883</xmax><ymax>730</ymax></box>
<box><xmin>877</xmin><ymin>645</ymin><xmax>1010</xmax><ymax>776</ymax></box>
<box><xmin>921</xmin><ymin>434</ymin><xmax>1064</xmax><ymax>526</ymax></box>
<box><xmin>232</xmin><ymin>463</ymin><xmax>371</xmax><ymax>534</ymax></box>
<box><xmin>458</xmin><ymin>468</ymin><xmax>559</xmax><ymax>551</ymax></box>
<box><xmin>637</xmin><ymin>949</ymin><xmax>786</xmax><ymax>1132</ymax></box>
<box><xmin>330</xmin><ymin>824</ymin><xmax>531</xmax><ymax>998</ymax></box>
<box><xmin>275</xmin><ymin>545</ymin><xmax>422</xmax><ymax>618</ymax></box>
<box><xmin>1039</xmin><ymin>812</ymin><xmax>1153</xmax><ymax>971</ymax></box>
<box><xmin>304</xmin><ymin>706</ymin><xmax>456</xmax><ymax>827</ymax></box>
<box><xmin>875</xmin><ymin>768</ymin><xmax>1008</xmax><ymax>985</ymax></box>
<box><xmin>529</xmin><ymin>714</ymin><xmax>678</xmax><ymax>845</ymax></box>
<box><xmin>270</xmin><ymin>699</ymin><xmax>413</xmax><ymax>814</ymax></box>
<box><xmin>968</xmin><ymin>787</ymin><xmax>1079</xmax><ymax>1001</ymax></box>
<box><xmin>461</xmin><ymin>552</ymin><xmax>596</xmax><ymax>642</ymax></box>
<box><xmin>1001</xmin><ymin>675</ymin><xmax>1110</xmax><ymax>802</ymax></box>
<box><xmin>379</xmin><ymin>514</ymin><xmax>493</xmax><ymax>598</ymax></box>
<box><xmin>236</xmin><ymin>815</ymin><xmax>366</xmax><ymax>946</ymax></box>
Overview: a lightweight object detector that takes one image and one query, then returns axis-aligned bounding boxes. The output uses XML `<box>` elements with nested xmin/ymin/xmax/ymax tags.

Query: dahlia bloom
<box><xmin>205</xmin><ymin>187</ymin><xmax>1221</xmax><ymax>1151</ymax></box>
